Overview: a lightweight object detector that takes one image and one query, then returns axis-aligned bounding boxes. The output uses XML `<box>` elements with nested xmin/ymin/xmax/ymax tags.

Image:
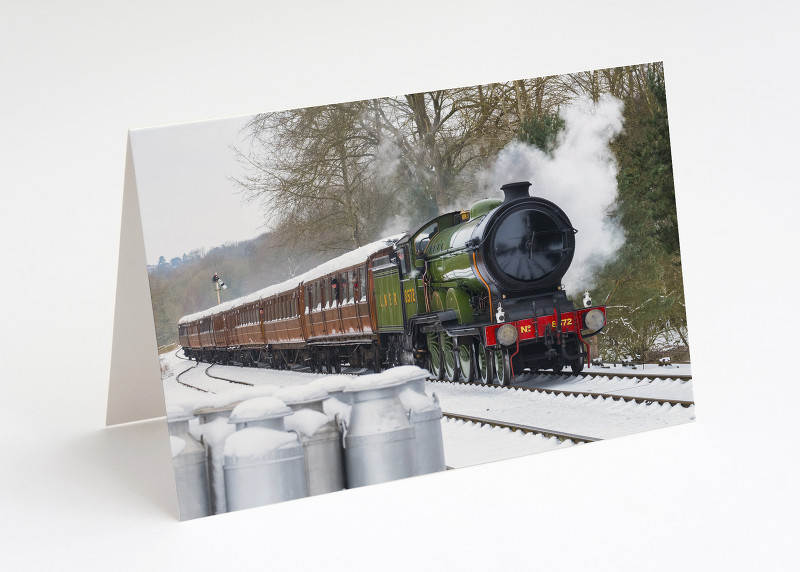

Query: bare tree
<box><xmin>372</xmin><ymin>85</ymin><xmax>516</xmax><ymax>215</ymax></box>
<box><xmin>233</xmin><ymin>102</ymin><xmax>400</xmax><ymax>254</ymax></box>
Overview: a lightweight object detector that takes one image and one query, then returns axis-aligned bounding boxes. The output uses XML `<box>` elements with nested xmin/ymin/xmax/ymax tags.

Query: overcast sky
<box><xmin>130</xmin><ymin>115</ymin><xmax>266</xmax><ymax>265</ymax></box>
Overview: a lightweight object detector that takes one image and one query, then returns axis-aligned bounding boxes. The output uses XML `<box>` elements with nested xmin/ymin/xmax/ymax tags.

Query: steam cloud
<box><xmin>479</xmin><ymin>94</ymin><xmax>626</xmax><ymax>296</ymax></box>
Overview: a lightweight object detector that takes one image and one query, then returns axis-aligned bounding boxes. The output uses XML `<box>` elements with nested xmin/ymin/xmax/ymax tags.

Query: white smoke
<box><xmin>479</xmin><ymin>94</ymin><xmax>626</xmax><ymax>295</ymax></box>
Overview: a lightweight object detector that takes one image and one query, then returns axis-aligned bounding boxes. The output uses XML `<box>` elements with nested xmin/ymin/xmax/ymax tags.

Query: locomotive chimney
<box><xmin>500</xmin><ymin>181</ymin><xmax>532</xmax><ymax>203</ymax></box>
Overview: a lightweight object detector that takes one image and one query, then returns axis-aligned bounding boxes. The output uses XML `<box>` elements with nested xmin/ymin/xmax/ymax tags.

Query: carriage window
<box><xmin>357</xmin><ymin>267</ymin><xmax>366</xmax><ymax>300</ymax></box>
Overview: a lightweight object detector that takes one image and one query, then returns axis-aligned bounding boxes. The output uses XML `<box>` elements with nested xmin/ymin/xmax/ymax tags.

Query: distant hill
<box><xmin>147</xmin><ymin>232</ymin><xmax>327</xmax><ymax>347</ymax></box>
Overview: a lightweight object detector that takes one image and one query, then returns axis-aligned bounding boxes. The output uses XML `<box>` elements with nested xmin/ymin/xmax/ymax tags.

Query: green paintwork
<box><xmin>430</xmin><ymin>290</ymin><xmax>445</xmax><ymax>312</ymax></box>
<box><xmin>373</xmin><ymin>266</ymin><xmax>404</xmax><ymax>331</ymax></box>
<box><xmin>445</xmin><ymin>287</ymin><xmax>474</xmax><ymax>324</ymax></box>
<box><xmin>424</xmin><ymin>215</ymin><xmax>485</xmax><ymax>292</ymax></box>
<box><xmin>401</xmin><ymin>275</ymin><xmax>420</xmax><ymax>317</ymax></box>
<box><xmin>470</xmin><ymin>198</ymin><xmax>502</xmax><ymax>219</ymax></box>
<box><xmin>391</xmin><ymin>201</ymin><xmax>502</xmax><ymax>325</ymax></box>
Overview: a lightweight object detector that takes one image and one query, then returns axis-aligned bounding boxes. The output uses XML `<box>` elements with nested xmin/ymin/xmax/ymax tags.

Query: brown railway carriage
<box><xmin>177</xmin><ymin>237</ymin><xmax>398</xmax><ymax>372</ymax></box>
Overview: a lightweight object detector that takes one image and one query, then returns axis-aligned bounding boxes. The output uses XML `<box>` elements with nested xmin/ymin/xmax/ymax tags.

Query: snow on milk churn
<box><xmin>194</xmin><ymin>403</ymin><xmax>238</xmax><ymax>515</ymax></box>
<box><xmin>223</xmin><ymin>397</ymin><xmax>307</xmax><ymax>511</ymax></box>
<box><xmin>278</xmin><ymin>385</ymin><xmax>346</xmax><ymax>496</ymax></box>
<box><xmin>167</xmin><ymin>405</ymin><xmax>211</xmax><ymax>520</ymax></box>
<box><xmin>393</xmin><ymin>366</ymin><xmax>446</xmax><ymax>474</ymax></box>
<box><xmin>342</xmin><ymin>373</ymin><xmax>417</xmax><ymax>487</ymax></box>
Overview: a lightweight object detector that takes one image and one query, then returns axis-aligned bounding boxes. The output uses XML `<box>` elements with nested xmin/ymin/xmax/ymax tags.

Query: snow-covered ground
<box><xmin>441</xmin><ymin>418</ymin><xmax>578</xmax><ymax>468</ymax></box>
<box><xmin>160</xmin><ymin>351</ymin><xmax>695</xmax><ymax>468</ymax></box>
<box><xmin>517</xmin><ymin>367</ymin><xmax>694</xmax><ymax>402</ymax></box>
<box><xmin>584</xmin><ymin>361</ymin><xmax>691</xmax><ymax>377</ymax></box>
<box><xmin>431</xmin><ymin>382</ymin><xmax>694</xmax><ymax>441</ymax></box>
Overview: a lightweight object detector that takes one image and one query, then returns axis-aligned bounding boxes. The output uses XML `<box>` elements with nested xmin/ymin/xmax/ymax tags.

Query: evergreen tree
<box><xmin>593</xmin><ymin>65</ymin><xmax>688</xmax><ymax>361</ymax></box>
<box><xmin>518</xmin><ymin>112</ymin><xmax>565</xmax><ymax>155</ymax></box>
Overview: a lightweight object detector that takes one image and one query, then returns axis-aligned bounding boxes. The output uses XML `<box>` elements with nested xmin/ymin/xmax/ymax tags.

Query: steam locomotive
<box><xmin>178</xmin><ymin>181</ymin><xmax>606</xmax><ymax>384</ymax></box>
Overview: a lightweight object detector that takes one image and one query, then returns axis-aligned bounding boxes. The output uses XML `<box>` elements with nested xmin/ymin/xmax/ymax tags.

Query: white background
<box><xmin>2</xmin><ymin>1</ymin><xmax>798</xmax><ymax>570</ymax></box>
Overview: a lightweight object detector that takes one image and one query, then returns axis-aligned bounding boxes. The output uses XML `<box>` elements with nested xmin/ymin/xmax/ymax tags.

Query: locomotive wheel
<box><xmin>495</xmin><ymin>350</ymin><xmax>512</xmax><ymax>385</ymax></box>
<box><xmin>477</xmin><ymin>342</ymin><xmax>493</xmax><ymax>384</ymax></box>
<box><xmin>457</xmin><ymin>342</ymin><xmax>474</xmax><ymax>382</ymax></box>
<box><xmin>552</xmin><ymin>359</ymin><xmax>564</xmax><ymax>375</ymax></box>
<box><xmin>442</xmin><ymin>334</ymin><xmax>458</xmax><ymax>381</ymax></box>
<box><xmin>426</xmin><ymin>332</ymin><xmax>444</xmax><ymax>380</ymax></box>
<box><xmin>570</xmin><ymin>358</ymin><xmax>584</xmax><ymax>375</ymax></box>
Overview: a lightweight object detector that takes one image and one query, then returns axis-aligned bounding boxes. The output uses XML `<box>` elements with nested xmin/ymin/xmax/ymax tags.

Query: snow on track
<box><xmin>441</xmin><ymin>418</ymin><xmax>577</xmax><ymax>469</ymax></box>
<box><xmin>162</xmin><ymin>353</ymin><xmax>695</xmax><ymax>466</ymax></box>
<box><xmin>428</xmin><ymin>381</ymin><xmax>694</xmax><ymax>440</ymax></box>
<box><xmin>517</xmin><ymin>370</ymin><xmax>694</xmax><ymax>402</ymax></box>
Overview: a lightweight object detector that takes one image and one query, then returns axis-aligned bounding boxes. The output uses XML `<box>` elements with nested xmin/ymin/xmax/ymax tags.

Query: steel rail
<box><xmin>205</xmin><ymin>363</ymin><xmax>254</xmax><ymax>386</ymax></box>
<box><xmin>175</xmin><ymin>363</ymin><xmax>215</xmax><ymax>394</ymax></box>
<box><xmin>432</xmin><ymin>378</ymin><xmax>695</xmax><ymax>408</ymax></box>
<box><xmin>526</xmin><ymin>369</ymin><xmax>693</xmax><ymax>382</ymax></box>
<box><xmin>442</xmin><ymin>412</ymin><xmax>600</xmax><ymax>443</ymax></box>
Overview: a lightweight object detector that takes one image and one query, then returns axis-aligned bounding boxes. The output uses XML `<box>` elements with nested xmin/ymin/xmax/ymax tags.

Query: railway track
<box><xmin>204</xmin><ymin>363</ymin><xmax>254</xmax><ymax>386</ymax></box>
<box><xmin>174</xmin><ymin>363</ymin><xmax>255</xmax><ymax>393</ymax></box>
<box><xmin>175</xmin><ymin>363</ymin><xmax>212</xmax><ymax>393</ymax></box>
<box><xmin>516</xmin><ymin>368</ymin><xmax>692</xmax><ymax>382</ymax></box>
<box><xmin>175</xmin><ymin>355</ymin><xmax>692</xmax><ymax>408</ymax></box>
<box><xmin>175</xmin><ymin>365</ymin><xmax>601</xmax><ymax>443</ymax></box>
<box><xmin>441</xmin><ymin>412</ymin><xmax>600</xmax><ymax>443</ymax></box>
<box><xmin>432</xmin><ymin>378</ymin><xmax>695</xmax><ymax>408</ymax></box>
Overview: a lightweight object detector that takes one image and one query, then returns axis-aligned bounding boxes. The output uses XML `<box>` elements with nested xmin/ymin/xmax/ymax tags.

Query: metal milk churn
<box><xmin>194</xmin><ymin>402</ymin><xmax>238</xmax><ymax>515</ymax></box>
<box><xmin>342</xmin><ymin>374</ymin><xmax>417</xmax><ymax>488</ymax></box>
<box><xmin>227</xmin><ymin>396</ymin><xmax>293</xmax><ymax>430</ymax></box>
<box><xmin>276</xmin><ymin>385</ymin><xmax>346</xmax><ymax>496</ymax></box>
<box><xmin>167</xmin><ymin>405</ymin><xmax>211</xmax><ymax>520</ymax></box>
<box><xmin>274</xmin><ymin>385</ymin><xmax>329</xmax><ymax>413</ymax></box>
<box><xmin>309</xmin><ymin>375</ymin><xmax>353</xmax><ymax>423</ymax></box>
<box><xmin>222</xmin><ymin>397</ymin><xmax>307</xmax><ymax>511</ymax></box>
<box><xmin>393</xmin><ymin>366</ymin><xmax>446</xmax><ymax>475</ymax></box>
